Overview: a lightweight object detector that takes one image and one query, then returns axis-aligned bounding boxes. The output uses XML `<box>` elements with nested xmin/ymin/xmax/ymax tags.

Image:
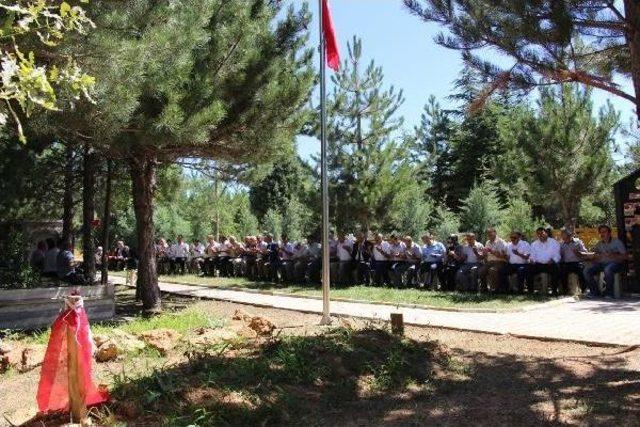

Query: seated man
<box><xmin>170</xmin><ymin>235</ymin><xmax>189</xmax><ymax>275</ymax></box>
<box><xmin>419</xmin><ymin>233</ymin><xmax>446</xmax><ymax>289</ymax></box>
<box><xmin>30</xmin><ymin>241</ymin><xmax>47</xmax><ymax>273</ymax></box>
<box><xmin>583</xmin><ymin>224</ymin><xmax>627</xmax><ymax>297</ymax></box>
<box><xmin>279</xmin><ymin>234</ymin><xmax>296</xmax><ymax>282</ymax></box>
<box><xmin>502</xmin><ymin>231</ymin><xmax>530</xmax><ymax>293</ymax></box>
<box><xmin>559</xmin><ymin>228</ymin><xmax>587</xmax><ymax>294</ymax></box>
<box><xmin>526</xmin><ymin>227</ymin><xmax>561</xmax><ymax>295</ymax></box>
<box><xmin>56</xmin><ymin>240</ymin><xmax>83</xmax><ymax>284</ymax></box>
<box><xmin>112</xmin><ymin>240</ymin><xmax>130</xmax><ymax>271</ymax></box>
<box><xmin>304</xmin><ymin>236</ymin><xmax>322</xmax><ymax>284</ymax></box>
<box><xmin>190</xmin><ymin>239</ymin><xmax>205</xmax><ymax>274</ymax></box>
<box><xmin>455</xmin><ymin>233</ymin><xmax>484</xmax><ymax>292</ymax></box>
<box><xmin>335</xmin><ymin>232</ymin><xmax>354</xmax><ymax>286</ymax></box>
<box><xmin>243</xmin><ymin>236</ymin><xmax>259</xmax><ymax>280</ymax></box>
<box><xmin>292</xmin><ymin>239</ymin><xmax>309</xmax><ymax>283</ymax></box>
<box><xmin>401</xmin><ymin>236</ymin><xmax>422</xmax><ymax>287</ymax></box>
<box><xmin>388</xmin><ymin>233</ymin><xmax>408</xmax><ymax>288</ymax></box>
<box><xmin>478</xmin><ymin>227</ymin><xmax>508</xmax><ymax>293</ymax></box>
<box><xmin>372</xmin><ymin>233</ymin><xmax>392</xmax><ymax>286</ymax></box>
<box><xmin>203</xmin><ymin>235</ymin><xmax>219</xmax><ymax>276</ymax></box>
<box><xmin>42</xmin><ymin>238</ymin><xmax>60</xmax><ymax>278</ymax></box>
<box><xmin>351</xmin><ymin>232</ymin><xmax>372</xmax><ymax>286</ymax></box>
<box><xmin>443</xmin><ymin>235</ymin><xmax>464</xmax><ymax>291</ymax></box>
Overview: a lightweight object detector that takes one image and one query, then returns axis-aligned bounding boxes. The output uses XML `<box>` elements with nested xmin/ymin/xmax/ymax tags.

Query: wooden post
<box><xmin>66</xmin><ymin>296</ymin><xmax>88</xmax><ymax>425</ymax></box>
<box><xmin>100</xmin><ymin>160</ymin><xmax>112</xmax><ymax>286</ymax></box>
<box><xmin>390</xmin><ymin>313</ymin><xmax>404</xmax><ymax>336</ymax></box>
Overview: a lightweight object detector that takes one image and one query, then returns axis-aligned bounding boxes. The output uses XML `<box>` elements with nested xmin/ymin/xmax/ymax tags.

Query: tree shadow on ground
<box><xmin>28</xmin><ymin>326</ymin><xmax>637</xmax><ymax>426</ymax></box>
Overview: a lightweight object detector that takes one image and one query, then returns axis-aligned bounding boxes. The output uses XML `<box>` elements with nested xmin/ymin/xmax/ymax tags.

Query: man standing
<box><xmin>526</xmin><ymin>227</ymin><xmax>561</xmax><ymax>295</ymax></box>
<box><xmin>583</xmin><ymin>224</ymin><xmax>627</xmax><ymax>298</ymax></box>
<box><xmin>478</xmin><ymin>227</ymin><xmax>508</xmax><ymax>293</ymax></box>
<box><xmin>419</xmin><ymin>233</ymin><xmax>446</xmax><ymax>289</ymax></box>
<box><xmin>455</xmin><ymin>233</ymin><xmax>484</xmax><ymax>292</ymax></box>
<box><xmin>502</xmin><ymin>231</ymin><xmax>531</xmax><ymax>293</ymax></box>
<box><xmin>559</xmin><ymin>228</ymin><xmax>587</xmax><ymax>294</ymax></box>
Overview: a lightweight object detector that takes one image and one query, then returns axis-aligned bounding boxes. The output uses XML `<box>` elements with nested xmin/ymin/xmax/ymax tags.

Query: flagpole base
<box><xmin>319</xmin><ymin>314</ymin><xmax>332</xmax><ymax>325</ymax></box>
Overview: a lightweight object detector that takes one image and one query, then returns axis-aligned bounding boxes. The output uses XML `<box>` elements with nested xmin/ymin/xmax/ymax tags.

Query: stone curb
<box><xmin>112</xmin><ymin>275</ymin><xmax>577</xmax><ymax>314</ymax></box>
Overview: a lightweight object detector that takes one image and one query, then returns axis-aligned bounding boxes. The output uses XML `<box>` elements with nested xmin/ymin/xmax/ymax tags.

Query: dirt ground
<box><xmin>1</xmin><ymin>288</ymin><xmax>639</xmax><ymax>426</ymax></box>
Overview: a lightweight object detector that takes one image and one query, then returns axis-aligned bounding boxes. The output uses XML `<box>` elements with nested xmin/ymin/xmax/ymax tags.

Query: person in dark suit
<box><xmin>351</xmin><ymin>232</ymin><xmax>373</xmax><ymax>285</ymax></box>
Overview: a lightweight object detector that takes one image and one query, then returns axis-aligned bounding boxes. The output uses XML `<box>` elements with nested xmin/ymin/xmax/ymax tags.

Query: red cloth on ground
<box><xmin>36</xmin><ymin>298</ymin><xmax>109</xmax><ymax>413</ymax></box>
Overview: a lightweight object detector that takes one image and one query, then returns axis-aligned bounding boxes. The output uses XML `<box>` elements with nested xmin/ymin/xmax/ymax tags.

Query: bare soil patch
<box><xmin>1</xmin><ymin>285</ymin><xmax>638</xmax><ymax>426</ymax></box>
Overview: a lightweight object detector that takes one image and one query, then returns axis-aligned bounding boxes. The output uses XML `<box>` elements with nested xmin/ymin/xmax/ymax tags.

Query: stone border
<box><xmin>113</xmin><ymin>275</ymin><xmax>577</xmax><ymax>314</ymax></box>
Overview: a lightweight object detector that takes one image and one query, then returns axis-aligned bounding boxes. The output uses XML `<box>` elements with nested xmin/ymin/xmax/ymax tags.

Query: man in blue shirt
<box><xmin>419</xmin><ymin>233</ymin><xmax>446</xmax><ymax>289</ymax></box>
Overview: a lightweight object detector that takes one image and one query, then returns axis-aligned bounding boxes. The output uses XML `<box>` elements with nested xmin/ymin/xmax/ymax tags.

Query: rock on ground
<box><xmin>138</xmin><ymin>329</ymin><xmax>182</xmax><ymax>355</ymax></box>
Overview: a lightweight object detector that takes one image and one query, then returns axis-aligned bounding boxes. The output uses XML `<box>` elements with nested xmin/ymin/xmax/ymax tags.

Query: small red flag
<box><xmin>322</xmin><ymin>0</ymin><xmax>340</xmax><ymax>71</ymax></box>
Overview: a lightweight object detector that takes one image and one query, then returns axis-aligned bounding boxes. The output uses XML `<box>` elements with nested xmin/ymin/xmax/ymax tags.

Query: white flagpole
<box><xmin>319</xmin><ymin>0</ymin><xmax>331</xmax><ymax>325</ymax></box>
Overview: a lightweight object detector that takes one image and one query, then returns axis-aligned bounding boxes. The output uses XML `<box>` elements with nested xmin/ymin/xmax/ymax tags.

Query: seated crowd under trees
<box><xmin>103</xmin><ymin>224</ymin><xmax>628</xmax><ymax>297</ymax></box>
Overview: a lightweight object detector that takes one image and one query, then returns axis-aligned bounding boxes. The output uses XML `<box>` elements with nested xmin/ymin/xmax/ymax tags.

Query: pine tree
<box><xmin>53</xmin><ymin>0</ymin><xmax>314</xmax><ymax>310</ymax></box>
<box><xmin>459</xmin><ymin>180</ymin><xmax>504</xmax><ymax>241</ymax></box>
<box><xmin>499</xmin><ymin>84</ymin><xmax>619</xmax><ymax>227</ymax></box>
<box><xmin>403</xmin><ymin>1</ymin><xmax>639</xmax><ymax>117</ymax></box>
<box><xmin>318</xmin><ymin>36</ymin><xmax>423</xmax><ymax>232</ymax></box>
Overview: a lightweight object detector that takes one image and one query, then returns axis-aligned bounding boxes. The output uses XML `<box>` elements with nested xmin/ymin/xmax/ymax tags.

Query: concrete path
<box><xmin>111</xmin><ymin>277</ymin><xmax>640</xmax><ymax>346</ymax></box>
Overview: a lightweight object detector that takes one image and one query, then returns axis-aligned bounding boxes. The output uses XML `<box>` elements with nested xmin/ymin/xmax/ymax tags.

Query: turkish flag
<box><xmin>322</xmin><ymin>0</ymin><xmax>340</xmax><ymax>71</ymax></box>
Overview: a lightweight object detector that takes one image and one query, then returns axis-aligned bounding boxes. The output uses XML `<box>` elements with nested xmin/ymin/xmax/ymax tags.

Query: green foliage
<box><xmin>459</xmin><ymin>181</ymin><xmax>503</xmax><ymax>241</ymax></box>
<box><xmin>0</xmin><ymin>1</ymin><xmax>95</xmax><ymax>141</ymax></box>
<box><xmin>0</xmin><ymin>230</ymin><xmax>40</xmax><ymax>289</ymax></box>
<box><xmin>262</xmin><ymin>208</ymin><xmax>283</xmax><ymax>239</ymax></box>
<box><xmin>390</xmin><ymin>183</ymin><xmax>434</xmax><ymax>239</ymax></box>
<box><xmin>317</xmin><ymin>36</ymin><xmax>425</xmax><ymax>232</ymax></box>
<box><xmin>432</xmin><ymin>207</ymin><xmax>460</xmax><ymax>242</ymax></box>
<box><xmin>498</xmin><ymin>198</ymin><xmax>545</xmax><ymax>241</ymax></box>
<box><xmin>403</xmin><ymin>1</ymin><xmax>632</xmax><ymax>109</ymax></box>
<box><xmin>497</xmin><ymin>85</ymin><xmax>618</xmax><ymax>226</ymax></box>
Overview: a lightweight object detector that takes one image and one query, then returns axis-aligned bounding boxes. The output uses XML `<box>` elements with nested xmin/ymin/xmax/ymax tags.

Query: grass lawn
<box><xmin>111</xmin><ymin>271</ymin><xmax>557</xmax><ymax>310</ymax></box>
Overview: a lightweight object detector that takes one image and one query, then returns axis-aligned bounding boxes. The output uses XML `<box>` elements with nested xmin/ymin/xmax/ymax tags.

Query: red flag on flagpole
<box><xmin>322</xmin><ymin>0</ymin><xmax>340</xmax><ymax>71</ymax></box>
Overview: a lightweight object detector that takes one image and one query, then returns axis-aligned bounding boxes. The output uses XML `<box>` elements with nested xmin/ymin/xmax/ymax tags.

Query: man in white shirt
<box><xmin>400</xmin><ymin>236</ymin><xmax>423</xmax><ymax>287</ymax></box>
<box><xmin>372</xmin><ymin>233</ymin><xmax>391</xmax><ymax>286</ymax></box>
<box><xmin>190</xmin><ymin>239</ymin><xmax>206</xmax><ymax>274</ymax></box>
<box><xmin>335</xmin><ymin>232</ymin><xmax>354</xmax><ymax>285</ymax></box>
<box><xmin>387</xmin><ymin>233</ymin><xmax>408</xmax><ymax>287</ymax></box>
<box><xmin>217</xmin><ymin>235</ymin><xmax>232</xmax><ymax>277</ymax></box>
<box><xmin>455</xmin><ymin>233</ymin><xmax>484</xmax><ymax>292</ymax></box>
<box><xmin>502</xmin><ymin>231</ymin><xmax>531</xmax><ymax>293</ymax></box>
<box><xmin>478</xmin><ymin>227</ymin><xmax>508</xmax><ymax>293</ymax></box>
<box><xmin>169</xmin><ymin>235</ymin><xmax>190</xmax><ymax>275</ymax></box>
<box><xmin>279</xmin><ymin>234</ymin><xmax>296</xmax><ymax>281</ymax></box>
<box><xmin>526</xmin><ymin>227</ymin><xmax>561</xmax><ymax>295</ymax></box>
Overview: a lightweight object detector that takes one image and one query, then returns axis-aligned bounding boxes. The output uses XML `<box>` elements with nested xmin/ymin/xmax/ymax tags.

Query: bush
<box><xmin>499</xmin><ymin>198</ymin><xmax>546</xmax><ymax>241</ymax></box>
<box><xmin>459</xmin><ymin>181</ymin><xmax>503</xmax><ymax>241</ymax></box>
<box><xmin>433</xmin><ymin>208</ymin><xmax>460</xmax><ymax>242</ymax></box>
<box><xmin>0</xmin><ymin>230</ymin><xmax>40</xmax><ymax>289</ymax></box>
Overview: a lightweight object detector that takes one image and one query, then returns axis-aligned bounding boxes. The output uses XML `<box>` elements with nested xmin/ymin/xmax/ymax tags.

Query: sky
<box><xmin>293</xmin><ymin>0</ymin><xmax>637</xmax><ymax>163</ymax></box>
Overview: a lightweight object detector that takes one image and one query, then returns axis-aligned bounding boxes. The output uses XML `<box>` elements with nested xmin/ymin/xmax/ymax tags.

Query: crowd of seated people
<box><xmin>30</xmin><ymin>238</ymin><xmax>83</xmax><ymax>284</ymax></box>
<box><xmin>147</xmin><ymin>224</ymin><xmax>628</xmax><ymax>297</ymax></box>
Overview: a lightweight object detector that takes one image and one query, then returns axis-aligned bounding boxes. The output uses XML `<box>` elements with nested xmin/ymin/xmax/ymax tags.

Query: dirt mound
<box><xmin>138</xmin><ymin>329</ymin><xmax>182</xmax><ymax>355</ymax></box>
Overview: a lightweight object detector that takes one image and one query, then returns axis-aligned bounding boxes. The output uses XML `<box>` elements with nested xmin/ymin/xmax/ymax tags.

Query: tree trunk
<box><xmin>82</xmin><ymin>143</ymin><xmax>97</xmax><ymax>284</ymax></box>
<box><xmin>624</xmin><ymin>0</ymin><xmax>640</xmax><ymax>119</ymax></box>
<box><xmin>100</xmin><ymin>160</ymin><xmax>113</xmax><ymax>286</ymax></box>
<box><xmin>130</xmin><ymin>155</ymin><xmax>161</xmax><ymax>312</ymax></box>
<box><xmin>62</xmin><ymin>144</ymin><xmax>75</xmax><ymax>243</ymax></box>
